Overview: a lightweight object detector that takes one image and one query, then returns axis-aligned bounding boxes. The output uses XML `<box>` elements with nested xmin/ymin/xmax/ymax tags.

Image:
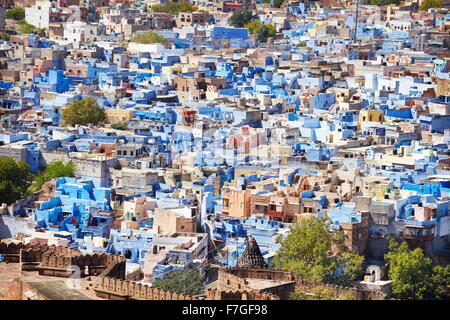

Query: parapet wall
<box><xmin>0</xmin><ymin>242</ymin><xmax>125</xmax><ymax>278</ymax></box>
<box><xmin>1</xmin><ymin>243</ymin><xmax>387</xmax><ymax>300</ymax></box>
<box><xmin>205</xmin><ymin>288</ymin><xmax>278</xmax><ymax>300</ymax></box>
<box><xmin>94</xmin><ymin>276</ymin><xmax>199</xmax><ymax>300</ymax></box>
<box><xmin>221</xmin><ymin>268</ymin><xmax>294</xmax><ymax>282</ymax></box>
<box><xmin>218</xmin><ymin>267</ymin><xmax>387</xmax><ymax>300</ymax></box>
<box><xmin>295</xmin><ymin>278</ymin><xmax>362</xmax><ymax>299</ymax></box>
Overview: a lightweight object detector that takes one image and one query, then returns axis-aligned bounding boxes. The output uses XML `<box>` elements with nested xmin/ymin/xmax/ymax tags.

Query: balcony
<box><xmin>404</xmin><ymin>233</ymin><xmax>434</xmax><ymax>241</ymax></box>
<box><xmin>267</xmin><ymin>210</ymin><xmax>283</xmax><ymax>218</ymax></box>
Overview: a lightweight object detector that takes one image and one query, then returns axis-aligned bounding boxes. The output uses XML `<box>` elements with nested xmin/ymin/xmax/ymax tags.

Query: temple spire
<box><xmin>237</xmin><ymin>236</ymin><xmax>268</xmax><ymax>269</ymax></box>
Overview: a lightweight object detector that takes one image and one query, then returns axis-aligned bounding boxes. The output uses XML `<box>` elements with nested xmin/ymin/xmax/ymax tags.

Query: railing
<box><xmin>267</xmin><ymin>210</ymin><xmax>283</xmax><ymax>218</ymax></box>
<box><xmin>403</xmin><ymin>219</ymin><xmax>436</xmax><ymax>227</ymax></box>
<box><xmin>403</xmin><ymin>234</ymin><xmax>434</xmax><ymax>241</ymax></box>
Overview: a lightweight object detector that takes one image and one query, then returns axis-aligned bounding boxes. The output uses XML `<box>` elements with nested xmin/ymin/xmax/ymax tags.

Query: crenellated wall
<box><xmin>93</xmin><ymin>276</ymin><xmax>200</xmax><ymax>300</ymax></box>
<box><xmin>217</xmin><ymin>268</ymin><xmax>296</xmax><ymax>299</ymax></box>
<box><xmin>205</xmin><ymin>288</ymin><xmax>278</xmax><ymax>300</ymax></box>
<box><xmin>1</xmin><ymin>242</ymin><xmax>387</xmax><ymax>300</ymax></box>
<box><xmin>0</xmin><ymin>242</ymin><xmax>126</xmax><ymax>278</ymax></box>
<box><xmin>294</xmin><ymin>278</ymin><xmax>362</xmax><ymax>299</ymax></box>
<box><xmin>218</xmin><ymin>267</ymin><xmax>388</xmax><ymax>300</ymax></box>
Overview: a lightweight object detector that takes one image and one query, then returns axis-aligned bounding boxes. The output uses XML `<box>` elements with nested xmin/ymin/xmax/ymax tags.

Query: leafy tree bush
<box><xmin>0</xmin><ymin>33</ymin><xmax>10</xmax><ymax>41</ymax></box>
<box><xmin>274</xmin><ymin>0</ymin><xmax>285</xmax><ymax>8</ymax></box>
<box><xmin>6</xmin><ymin>8</ymin><xmax>25</xmax><ymax>20</ymax></box>
<box><xmin>29</xmin><ymin>161</ymin><xmax>75</xmax><ymax>193</ymax></box>
<box><xmin>270</xmin><ymin>216</ymin><xmax>365</xmax><ymax>287</ymax></box>
<box><xmin>385</xmin><ymin>237</ymin><xmax>450</xmax><ymax>300</ymax></box>
<box><xmin>61</xmin><ymin>98</ymin><xmax>106</xmax><ymax>126</ymax></box>
<box><xmin>228</xmin><ymin>10</ymin><xmax>257</xmax><ymax>28</ymax></box>
<box><xmin>419</xmin><ymin>0</ymin><xmax>443</xmax><ymax>10</ymax></box>
<box><xmin>0</xmin><ymin>157</ymin><xmax>32</xmax><ymax>205</ymax></box>
<box><xmin>289</xmin><ymin>286</ymin><xmax>357</xmax><ymax>300</ymax></box>
<box><xmin>244</xmin><ymin>20</ymin><xmax>276</xmax><ymax>43</ymax></box>
<box><xmin>131</xmin><ymin>31</ymin><xmax>169</xmax><ymax>45</ymax></box>
<box><xmin>17</xmin><ymin>21</ymin><xmax>37</xmax><ymax>34</ymax></box>
<box><xmin>111</xmin><ymin>121</ymin><xmax>128</xmax><ymax>130</ymax></box>
<box><xmin>151</xmin><ymin>1</ymin><xmax>194</xmax><ymax>15</ymax></box>
<box><xmin>152</xmin><ymin>269</ymin><xmax>205</xmax><ymax>296</ymax></box>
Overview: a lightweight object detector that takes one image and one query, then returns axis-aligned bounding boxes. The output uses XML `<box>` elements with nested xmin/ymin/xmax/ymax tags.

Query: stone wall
<box><xmin>39</xmin><ymin>148</ymin><xmax>70</xmax><ymax>168</ymax></box>
<box><xmin>1</xmin><ymin>192</ymin><xmax>40</xmax><ymax>216</ymax></box>
<box><xmin>93</xmin><ymin>276</ymin><xmax>200</xmax><ymax>300</ymax></box>
<box><xmin>0</xmin><ymin>242</ymin><xmax>126</xmax><ymax>278</ymax></box>
<box><xmin>205</xmin><ymin>288</ymin><xmax>278</xmax><ymax>300</ymax></box>
<box><xmin>295</xmin><ymin>278</ymin><xmax>362</xmax><ymax>299</ymax></box>
<box><xmin>100</xmin><ymin>260</ymin><xmax>126</xmax><ymax>279</ymax></box>
<box><xmin>0</xmin><ymin>215</ymin><xmax>34</xmax><ymax>240</ymax></box>
<box><xmin>217</xmin><ymin>268</ymin><xmax>296</xmax><ymax>299</ymax></box>
<box><xmin>4</xmin><ymin>278</ymin><xmax>24</xmax><ymax>300</ymax></box>
<box><xmin>218</xmin><ymin>267</ymin><xmax>388</xmax><ymax>300</ymax></box>
<box><xmin>219</xmin><ymin>268</ymin><xmax>294</xmax><ymax>283</ymax></box>
<box><xmin>0</xmin><ymin>242</ymin><xmax>388</xmax><ymax>300</ymax></box>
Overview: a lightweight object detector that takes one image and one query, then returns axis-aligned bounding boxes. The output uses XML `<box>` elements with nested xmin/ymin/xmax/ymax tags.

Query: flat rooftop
<box><xmin>25</xmin><ymin>280</ymin><xmax>92</xmax><ymax>300</ymax></box>
<box><xmin>245</xmin><ymin>278</ymin><xmax>294</xmax><ymax>291</ymax></box>
<box><xmin>0</xmin><ymin>262</ymin><xmax>101</xmax><ymax>300</ymax></box>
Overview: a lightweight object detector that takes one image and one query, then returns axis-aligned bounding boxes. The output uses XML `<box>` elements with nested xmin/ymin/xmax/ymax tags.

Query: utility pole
<box><xmin>353</xmin><ymin>0</ymin><xmax>360</xmax><ymax>43</ymax></box>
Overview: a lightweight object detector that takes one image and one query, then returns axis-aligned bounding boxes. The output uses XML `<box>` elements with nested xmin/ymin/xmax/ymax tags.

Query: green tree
<box><xmin>289</xmin><ymin>289</ymin><xmax>310</xmax><ymax>300</ymax></box>
<box><xmin>6</xmin><ymin>8</ymin><xmax>25</xmax><ymax>20</ymax></box>
<box><xmin>420</xmin><ymin>0</ymin><xmax>443</xmax><ymax>10</ymax></box>
<box><xmin>0</xmin><ymin>157</ymin><xmax>32</xmax><ymax>205</ymax></box>
<box><xmin>289</xmin><ymin>286</ymin><xmax>357</xmax><ymax>300</ymax></box>
<box><xmin>228</xmin><ymin>10</ymin><xmax>257</xmax><ymax>28</ymax></box>
<box><xmin>17</xmin><ymin>21</ymin><xmax>37</xmax><ymax>34</ymax></box>
<box><xmin>271</xmin><ymin>216</ymin><xmax>364</xmax><ymax>286</ymax></box>
<box><xmin>111</xmin><ymin>121</ymin><xmax>128</xmax><ymax>130</ymax></box>
<box><xmin>244</xmin><ymin>20</ymin><xmax>276</xmax><ymax>43</ymax></box>
<box><xmin>432</xmin><ymin>265</ymin><xmax>450</xmax><ymax>298</ymax></box>
<box><xmin>274</xmin><ymin>0</ymin><xmax>285</xmax><ymax>8</ymax></box>
<box><xmin>151</xmin><ymin>1</ymin><xmax>194</xmax><ymax>15</ymax></box>
<box><xmin>322</xmin><ymin>252</ymin><xmax>365</xmax><ymax>287</ymax></box>
<box><xmin>257</xmin><ymin>24</ymin><xmax>276</xmax><ymax>43</ymax></box>
<box><xmin>153</xmin><ymin>269</ymin><xmax>205</xmax><ymax>296</ymax></box>
<box><xmin>131</xmin><ymin>31</ymin><xmax>169</xmax><ymax>45</ymax></box>
<box><xmin>29</xmin><ymin>161</ymin><xmax>75</xmax><ymax>193</ymax></box>
<box><xmin>384</xmin><ymin>237</ymin><xmax>447</xmax><ymax>300</ymax></box>
<box><xmin>61</xmin><ymin>98</ymin><xmax>106</xmax><ymax>126</ymax></box>
<box><xmin>0</xmin><ymin>33</ymin><xmax>10</xmax><ymax>41</ymax></box>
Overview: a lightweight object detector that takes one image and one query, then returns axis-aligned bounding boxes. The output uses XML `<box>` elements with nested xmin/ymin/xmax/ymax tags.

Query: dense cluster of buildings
<box><xmin>0</xmin><ymin>0</ymin><xmax>449</xmax><ymax>300</ymax></box>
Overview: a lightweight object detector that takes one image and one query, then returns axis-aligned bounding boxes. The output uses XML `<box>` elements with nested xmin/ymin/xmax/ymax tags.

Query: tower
<box><xmin>236</xmin><ymin>236</ymin><xmax>268</xmax><ymax>269</ymax></box>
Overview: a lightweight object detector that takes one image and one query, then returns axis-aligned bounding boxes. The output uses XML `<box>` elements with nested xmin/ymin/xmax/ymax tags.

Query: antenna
<box><xmin>236</xmin><ymin>238</ymin><xmax>239</xmax><ymax>266</ymax></box>
<box><xmin>226</xmin><ymin>246</ymin><xmax>229</xmax><ymax>267</ymax></box>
